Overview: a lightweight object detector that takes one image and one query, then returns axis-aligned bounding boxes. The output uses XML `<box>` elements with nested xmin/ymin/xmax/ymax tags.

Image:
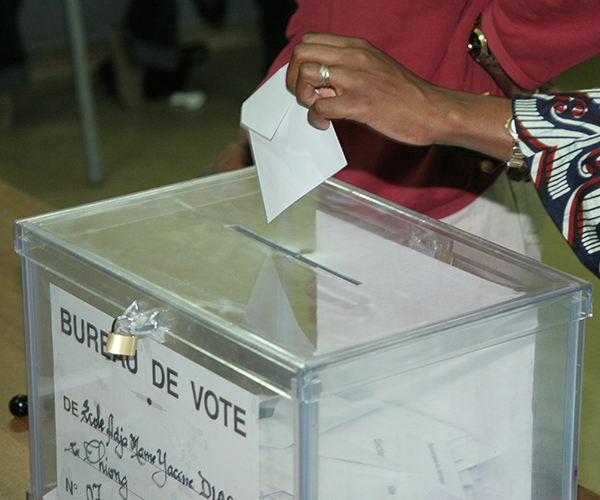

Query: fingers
<box><xmin>307</xmin><ymin>93</ymin><xmax>350</xmax><ymax>130</ymax></box>
<box><xmin>292</xmin><ymin>61</ymin><xmax>337</xmax><ymax>107</ymax></box>
<box><xmin>310</xmin><ymin>90</ymin><xmax>372</xmax><ymax>129</ymax></box>
<box><xmin>291</xmin><ymin>53</ymin><xmax>371</xmax><ymax>128</ymax></box>
<box><xmin>286</xmin><ymin>34</ymin><xmax>375</xmax><ymax>99</ymax></box>
<box><xmin>288</xmin><ymin>46</ymin><xmax>367</xmax><ymax>109</ymax></box>
<box><xmin>285</xmin><ymin>33</ymin><xmax>385</xmax><ymax>131</ymax></box>
<box><xmin>286</xmin><ymin>44</ymin><xmax>341</xmax><ymax>96</ymax></box>
<box><xmin>299</xmin><ymin>32</ymin><xmax>371</xmax><ymax>50</ymax></box>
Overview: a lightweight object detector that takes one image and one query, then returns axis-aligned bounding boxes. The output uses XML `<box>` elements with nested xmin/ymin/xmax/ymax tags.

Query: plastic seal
<box><xmin>106</xmin><ymin>301</ymin><xmax>173</xmax><ymax>356</ymax></box>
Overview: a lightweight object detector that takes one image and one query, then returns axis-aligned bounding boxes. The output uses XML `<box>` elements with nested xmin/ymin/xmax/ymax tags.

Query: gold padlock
<box><xmin>106</xmin><ymin>332</ymin><xmax>138</xmax><ymax>356</ymax></box>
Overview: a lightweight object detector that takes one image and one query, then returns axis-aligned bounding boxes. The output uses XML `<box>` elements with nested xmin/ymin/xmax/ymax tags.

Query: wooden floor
<box><xmin>582</xmin><ymin>486</ymin><xmax>600</xmax><ymax>500</ymax></box>
<box><xmin>0</xmin><ymin>180</ymin><xmax>52</xmax><ymax>499</ymax></box>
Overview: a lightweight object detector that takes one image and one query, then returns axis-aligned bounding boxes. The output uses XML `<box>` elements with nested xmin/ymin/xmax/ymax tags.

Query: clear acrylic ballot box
<box><xmin>15</xmin><ymin>168</ymin><xmax>591</xmax><ymax>500</ymax></box>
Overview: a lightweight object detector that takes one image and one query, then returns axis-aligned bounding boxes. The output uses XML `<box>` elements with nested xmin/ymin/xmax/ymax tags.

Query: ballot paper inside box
<box><xmin>15</xmin><ymin>168</ymin><xmax>590</xmax><ymax>500</ymax></box>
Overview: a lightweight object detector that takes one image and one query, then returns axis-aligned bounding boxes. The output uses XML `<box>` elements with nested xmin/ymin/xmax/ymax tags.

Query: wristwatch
<box><xmin>467</xmin><ymin>22</ymin><xmax>498</xmax><ymax>68</ymax></box>
<box><xmin>467</xmin><ymin>16</ymin><xmax>531</xmax><ymax>99</ymax></box>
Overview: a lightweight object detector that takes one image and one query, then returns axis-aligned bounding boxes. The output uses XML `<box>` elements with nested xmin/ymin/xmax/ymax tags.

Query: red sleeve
<box><xmin>481</xmin><ymin>1</ymin><xmax>600</xmax><ymax>90</ymax></box>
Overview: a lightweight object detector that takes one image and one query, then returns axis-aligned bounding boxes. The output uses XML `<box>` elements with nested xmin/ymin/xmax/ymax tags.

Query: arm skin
<box><xmin>287</xmin><ymin>33</ymin><xmax>515</xmax><ymax>162</ymax></box>
<box><xmin>208</xmin><ymin>127</ymin><xmax>253</xmax><ymax>174</ymax></box>
<box><xmin>211</xmin><ymin>32</ymin><xmax>516</xmax><ymax>173</ymax></box>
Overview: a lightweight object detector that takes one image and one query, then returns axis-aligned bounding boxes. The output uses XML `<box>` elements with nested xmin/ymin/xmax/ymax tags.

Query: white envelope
<box><xmin>240</xmin><ymin>65</ymin><xmax>295</xmax><ymax>141</ymax></box>
<box><xmin>240</xmin><ymin>64</ymin><xmax>347</xmax><ymax>223</ymax></box>
<box><xmin>259</xmin><ymin>401</ymin><xmax>471</xmax><ymax>500</ymax></box>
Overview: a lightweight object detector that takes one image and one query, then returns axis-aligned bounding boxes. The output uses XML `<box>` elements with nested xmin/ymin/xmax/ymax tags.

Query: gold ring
<box><xmin>319</xmin><ymin>64</ymin><xmax>330</xmax><ymax>87</ymax></box>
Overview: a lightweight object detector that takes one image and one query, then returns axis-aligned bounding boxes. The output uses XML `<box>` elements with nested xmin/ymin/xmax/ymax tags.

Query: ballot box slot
<box><xmin>229</xmin><ymin>224</ymin><xmax>362</xmax><ymax>286</ymax></box>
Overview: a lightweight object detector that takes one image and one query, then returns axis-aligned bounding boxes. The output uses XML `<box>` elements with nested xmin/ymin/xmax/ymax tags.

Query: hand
<box><xmin>286</xmin><ymin>33</ymin><xmax>450</xmax><ymax>147</ymax></box>
<box><xmin>286</xmin><ymin>33</ymin><xmax>515</xmax><ymax>161</ymax></box>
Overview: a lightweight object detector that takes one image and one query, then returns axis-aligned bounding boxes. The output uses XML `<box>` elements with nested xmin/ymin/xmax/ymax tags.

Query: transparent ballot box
<box><xmin>15</xmin><ymin>168</ymin><xmax>590</xmax><ymax>500</ymax></box>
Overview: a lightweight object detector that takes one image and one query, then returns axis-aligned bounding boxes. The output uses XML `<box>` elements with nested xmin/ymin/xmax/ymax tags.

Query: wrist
<box><xmin>436</xmin><ymin>91</ymin><xmax>514</xmax><ymax>161</ymax></box>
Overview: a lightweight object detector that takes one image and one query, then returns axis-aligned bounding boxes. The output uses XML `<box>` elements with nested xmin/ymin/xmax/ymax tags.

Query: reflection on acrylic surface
<box><xmin>241</xmin><ymin>209</ymin><xmax>526</xmax><ymax>357</ymax></box>
<box><xmin>247</xmin><ymin>211</ymin><xmax>536</xmax><ymax>500</ymax></box>
<box><xmin>259</xmin><ymin>331</ymin><xmax>535</xmax><ymax>500</ymax></box>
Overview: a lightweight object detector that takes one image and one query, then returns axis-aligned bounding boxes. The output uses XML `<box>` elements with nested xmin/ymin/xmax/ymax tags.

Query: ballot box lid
<box><xmin>15</xmin><ymin>168</ymin><xmax>591</xmax><ymax>377</ymax></box>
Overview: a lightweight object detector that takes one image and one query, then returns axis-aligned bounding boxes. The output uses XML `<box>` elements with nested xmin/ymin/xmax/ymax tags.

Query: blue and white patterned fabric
<box><xmin>513</xmin><ymin>89</ymin><xmax>600</xmax><ymax>278</ymax></box>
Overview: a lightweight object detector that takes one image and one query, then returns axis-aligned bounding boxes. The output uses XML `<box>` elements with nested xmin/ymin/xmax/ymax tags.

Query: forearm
<box><xmin>208</xmin><ymin>128</ymin><xmax>253</xmax><ymax>174</ymax></box>
<box><xmin>288</xmin><ymin>33</ymin><xmax>516</xmax><ymax>164</ymax></box>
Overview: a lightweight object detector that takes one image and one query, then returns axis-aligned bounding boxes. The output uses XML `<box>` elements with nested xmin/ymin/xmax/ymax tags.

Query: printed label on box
<box><xmin>49</xmin><ymin>284</ymin><xmax>259</xmax><ymax>500</ymax></box>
